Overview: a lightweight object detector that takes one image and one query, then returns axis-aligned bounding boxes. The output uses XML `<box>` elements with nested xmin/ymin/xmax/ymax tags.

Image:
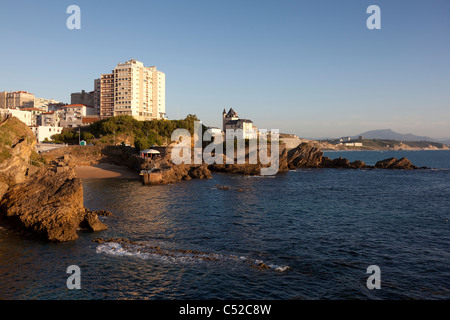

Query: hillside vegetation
<box><xmin>0</xmin><ymin>116</ymin><xmax>36</xmax><ymax>162</ymax></box>
<box><xmin>51</xmin><ymin>114</ymin><xmax>202</xmax><ymax>151</ymax></box>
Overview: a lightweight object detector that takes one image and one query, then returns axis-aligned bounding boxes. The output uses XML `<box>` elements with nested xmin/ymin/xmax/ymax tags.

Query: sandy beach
<box><xmin>74</xmin><ymin>163</ymin><xmax>140</xmax><ymax>179</ymax></box>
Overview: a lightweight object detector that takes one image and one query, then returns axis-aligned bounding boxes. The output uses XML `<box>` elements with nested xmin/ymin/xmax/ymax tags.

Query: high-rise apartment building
<box><xmin>94</xmin><ymin>78</ymin><xmax>101</xmax><ymax>116</ymax></box>
<box><xmin>100</xmin><ymin>73</ymin><xmax>114</xmax><ymax>118</ymax></box>
<box><xmin>99</xmin><ymin>59</ymin><xmax>165</xmax><ymax>121</ymax></box>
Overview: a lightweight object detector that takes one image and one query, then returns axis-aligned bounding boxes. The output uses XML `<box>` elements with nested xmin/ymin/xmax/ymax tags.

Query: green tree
<box><xmin>134</xmin><ymin>136</ymin><xmax>150</xmax><ymax>151</ymax></box>
<box><xmin>81</xmin><ymin>132</ymin><xmax>94</xmax><ymax>143</ymax></box>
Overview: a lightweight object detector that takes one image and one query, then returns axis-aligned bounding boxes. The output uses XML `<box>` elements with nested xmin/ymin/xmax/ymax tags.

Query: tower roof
<box><xmin>227</xmin><ymin>108</ymin><xmax>237</xmax><ymax>117</ymax></box>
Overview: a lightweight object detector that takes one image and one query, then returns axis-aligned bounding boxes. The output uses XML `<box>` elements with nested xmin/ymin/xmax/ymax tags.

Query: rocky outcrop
<box><xmin>285</xmin><ymin>143</ymin><xmax>424</xmax><ymax>170</ymax></box>
<box><xmin>286</xmin><ymin>142</ymin><xmax>323</xmax><ymax>168</ymax></box>
<box><xmin>320</xmin><ymin>157</ymin><xmax>367</xmax><ymax>169</ymax></box>
<box><xmin>207</xmin><ymin>142</ymin><xmax>425</xmax><ymax>174</ymax></box>
<box><xmin>0</xmin><ymin>168</ymin><xmax>107</xmax><ymax>241</ymax></box>
<box><xmin>374</xmin><ymin>157</ymin><xmax>419</xmax><ymax>170</ymax></box>
<box><xmin>0</xmin><ymin>117</ymin><xmax>37</xmax><ymax>186</ymax></box>
<box><xmin>142</xmin><ymin>163</ymin><xmax>212</xmax><ymax>185</ymax></box>
<box><xmin>0</xmin><ymin>117</ymin><xmax>108</xmax><ymax>242</ymax></box>
<box><xmin>188</xmin><ymin>164</ymin><xmax>213</xmax><ymax>180</ymax></box>
<box><xmin>215</xmin><ymin>185</ymin><xmax>245</xmax><ymax>192</ymax></box>
<box><xmin>207</xmin><ymin>144</ymin><xmax>287</xmax><ymax>175</ymax></box>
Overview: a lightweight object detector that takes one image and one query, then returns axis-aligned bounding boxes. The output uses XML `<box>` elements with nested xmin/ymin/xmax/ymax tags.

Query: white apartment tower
<box><xmin>100</xmin><ymin>59</ymin><xmax>165</xmax><ymax>121</ymax></box>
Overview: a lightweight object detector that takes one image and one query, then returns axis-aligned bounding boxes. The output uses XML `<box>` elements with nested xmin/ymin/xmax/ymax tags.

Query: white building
<box><xmin>59</xmin><ymin>104</ymin><xmax>96</xmax><ymax>128</ymax></box>
<box><xmin>100</xmin><ymin>59</ymin><xmax>166</xmax><ymax>120</ymax></box>
<box><xmin>21</xmin><ymin>107</ymin><xmax>45</xmax><ymax>126</ymax></box>
<box><xmin>31</xmin><ymin>126</ymin><xmax>63</xmax><ymax>142</ymax></box>
<box><xmin>0</xmin><ymin>108</ymin><xmax>33</xmax><ymax>126</ymax></box>
<box><xmin>344</xmin><ymin>142</ymin><xmax>363</xmax><ymax>147</ymax></box>
<box><xmin>40</xmin><ymin>111</ymin><xmax>62</xmax><ymax>127</ymax></box>
<box><xmin>34</xmin><ymin>97</ymin><xmax>61</xmax><ymax>110</ymax></box>
<box><xmin>222</xmin><ymin>108</ymin><xmax>257</xmax><ymax>140</ymax></box>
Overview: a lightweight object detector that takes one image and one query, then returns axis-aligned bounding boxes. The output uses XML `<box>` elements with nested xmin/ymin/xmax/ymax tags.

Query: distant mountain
<box><xmin>353</xmin><ymin>129</ymin><xmax>437</xmax><ymax>142</ymax></box>
<box><xmin>438</xmin><ymin>139</ymin><xmax>450</xmax><ymax>145</ymax></box>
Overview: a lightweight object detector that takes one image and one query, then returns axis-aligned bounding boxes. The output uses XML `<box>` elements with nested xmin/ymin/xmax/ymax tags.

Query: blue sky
<box><xmin>0</xmin><ymin>0</ymin><xmax>449</xmax><ymax>139</ymax></box>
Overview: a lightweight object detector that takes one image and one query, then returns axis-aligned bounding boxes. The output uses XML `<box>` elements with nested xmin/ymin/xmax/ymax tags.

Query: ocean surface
<box><xmin>0</xmin><ymin>150</ymin><xmax>449</xmax><ymax>300</ymax></box>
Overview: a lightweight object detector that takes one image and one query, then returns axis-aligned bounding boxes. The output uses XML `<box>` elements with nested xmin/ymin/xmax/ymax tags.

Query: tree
<box><xmin>81</xmin><ymin>132</ymin><xmax>94</xmax><ymax>143</ymax></box>
<box><xmin>134</xmin><ymin>136</ymin><xmax>150</xmax><ymax>152</ymax></box>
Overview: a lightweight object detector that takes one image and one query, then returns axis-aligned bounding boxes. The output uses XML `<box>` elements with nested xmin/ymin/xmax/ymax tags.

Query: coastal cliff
<box><xmin>0</xmin><ymin>116</ymin><xmax>107</xmax><ymax>241</ymax></box>
<box><xmin>0</xmin><ymin>117</ymin><xmax>37</xmax><ymax>196</ymax></box>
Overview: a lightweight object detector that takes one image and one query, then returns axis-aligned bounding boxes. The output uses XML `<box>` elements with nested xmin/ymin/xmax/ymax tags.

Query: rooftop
<box><xmin>225</xmin><ymin>119</ymin><xmax>253</xmax><ymax>125</ymax></box>
<box><xmin>21</xmin><ymin>107</ymin><xmax>42</xmax><ymax>111</ymax></box>
<box><xmin>63</xmin><ymin>104</ymin><xmax>94</xmax><ymax>108</ymax></box>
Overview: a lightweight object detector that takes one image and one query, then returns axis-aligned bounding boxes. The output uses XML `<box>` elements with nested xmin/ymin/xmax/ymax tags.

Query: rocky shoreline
<box><xmin>0</xmin><ymin>117</ymin><xmax>110</xmax><ymax>242</ymax></box>
<box><xmin>0</xmin><ymin>116</ymin><xmax>428</xmax><ymax>242</ymax></box>
<box><xmin>0</xmin><ymin>167</ymin><xmax>110</xmax><ymax>242</ymax></box>
<box><xmin>205</xmin><ymin>142</ymin><xmax>427</xmax><ymax>176</ymax></box>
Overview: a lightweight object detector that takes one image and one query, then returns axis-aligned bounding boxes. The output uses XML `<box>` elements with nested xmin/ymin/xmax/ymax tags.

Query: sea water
<box><xmin>0</xmin><ymin>150</ymin><xmax>449</xmax><ymax>299</ymax></box>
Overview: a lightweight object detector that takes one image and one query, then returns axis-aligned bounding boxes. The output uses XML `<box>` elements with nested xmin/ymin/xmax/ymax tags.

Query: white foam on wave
<box><xmin>244</xmin><ymin>175</ymin><xmax>276</xmax><ymax>178</ymax></box>
<box><xmin>254</xmin><ymin>259</ymin><xmax>290</xmax><ymax>272</ymax></box>
<box><xmin>273</xmin><ymin>265</ymin><xmax>290</xmax><ymax>272</ymax></box>
<box><xmin>96</xmin><ymin>242</ymin><xmax>290</xmax><ymax>272</ymax></box>
<box><xmin>96</xmin><ymin>242</ymin><xmax>150</xmax><ymax>259</ymax></box>
<box><xmin>96</xmin><ymin>242</ymin><xmax>227</xmax><ymax>266</ymax></box>
<box><xmin>96</xmin><ymin>242</ymin><xmax>208</xmax><ymax>264</ymax></box>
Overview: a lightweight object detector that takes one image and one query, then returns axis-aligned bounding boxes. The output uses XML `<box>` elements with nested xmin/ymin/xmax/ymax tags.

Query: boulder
<box><xmin>287</xmin><ymin>142</ymin><xmax>323</xmax><ymax>168</ymax></box>
<box><xmin>0</xmin><ymin>169</ymin><xmax>106</xmax><ymax>241</ymax></box>
<box><xmin>349</xmin><ymin>160</ymin><xmax>366</xmax><ymax>169</ymax></box>
<box><xmin>375</xmin><ymin>157</ymin><xmax>418</xmax><ymax>170</ymax></box>
<box><xmin>0</xmin><ymin>117</ymin><xmax>111</xmax><ymax>241</ymax></box>
<box><xmin>80</xmin><ymin>210</ymin><xmax>107</xmax><ymax>232</ymax></box>
<box><xmin>189</xmin><ymin>164</ymin><xmax>213</xmax><ymax>180</ymax></box>
<box><xmin>145</xmin><ymin>163</ymin><xmax>212</xmax><ymax>185</ymax></box>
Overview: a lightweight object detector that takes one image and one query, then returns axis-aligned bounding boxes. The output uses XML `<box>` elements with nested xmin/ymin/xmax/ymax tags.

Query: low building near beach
<box><xmin>31</xmin><ymin>125</ymin><xmax>63</xmax><ymax>142</ymax></box>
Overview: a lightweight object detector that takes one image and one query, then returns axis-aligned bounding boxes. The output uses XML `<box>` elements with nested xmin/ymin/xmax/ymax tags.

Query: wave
<box><xmin>244</xmin><ymin>175</ymin><xmax>276</xmax><ymax>178</ymax></box>
<box><xmin>95</xmin><ymin>240</ymin><xmax>289</xmax><ymax>272</ymax></box>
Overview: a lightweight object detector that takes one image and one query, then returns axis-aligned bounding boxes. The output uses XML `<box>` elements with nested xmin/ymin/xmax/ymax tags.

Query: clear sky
<box><xmin>0</xmin><ymin>0</ymin><xmax>449</xmax><ymax>139</ymax></box>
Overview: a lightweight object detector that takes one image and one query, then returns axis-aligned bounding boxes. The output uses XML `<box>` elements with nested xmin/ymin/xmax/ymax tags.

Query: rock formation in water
<box><xmin>0</xmin><ymin>116</ymin><xmax>107</xmax><ymax>241</ymax></box>
<box><xmin>374</xmin><ymin>157</ymin><xmax>419</xmax><ymax>170</ymax></box>
<box><xmin>286</xmin><ymin>142</ymin><xmax>324</xmax><ymax>168</ymax></box>
<box><xmin>205</xmin><ymin>141</ymin><xmax>425</xmax><ymax>174</ymax></box>
<box><xmin>1</xmin><ymin>168</ymin><xmax>107</xmax><ymax>241</ymax></box>
<box><xmin>283</xmin><ymin>142</ymin><xmax>424</xmax><ymax>170</ymax></box>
